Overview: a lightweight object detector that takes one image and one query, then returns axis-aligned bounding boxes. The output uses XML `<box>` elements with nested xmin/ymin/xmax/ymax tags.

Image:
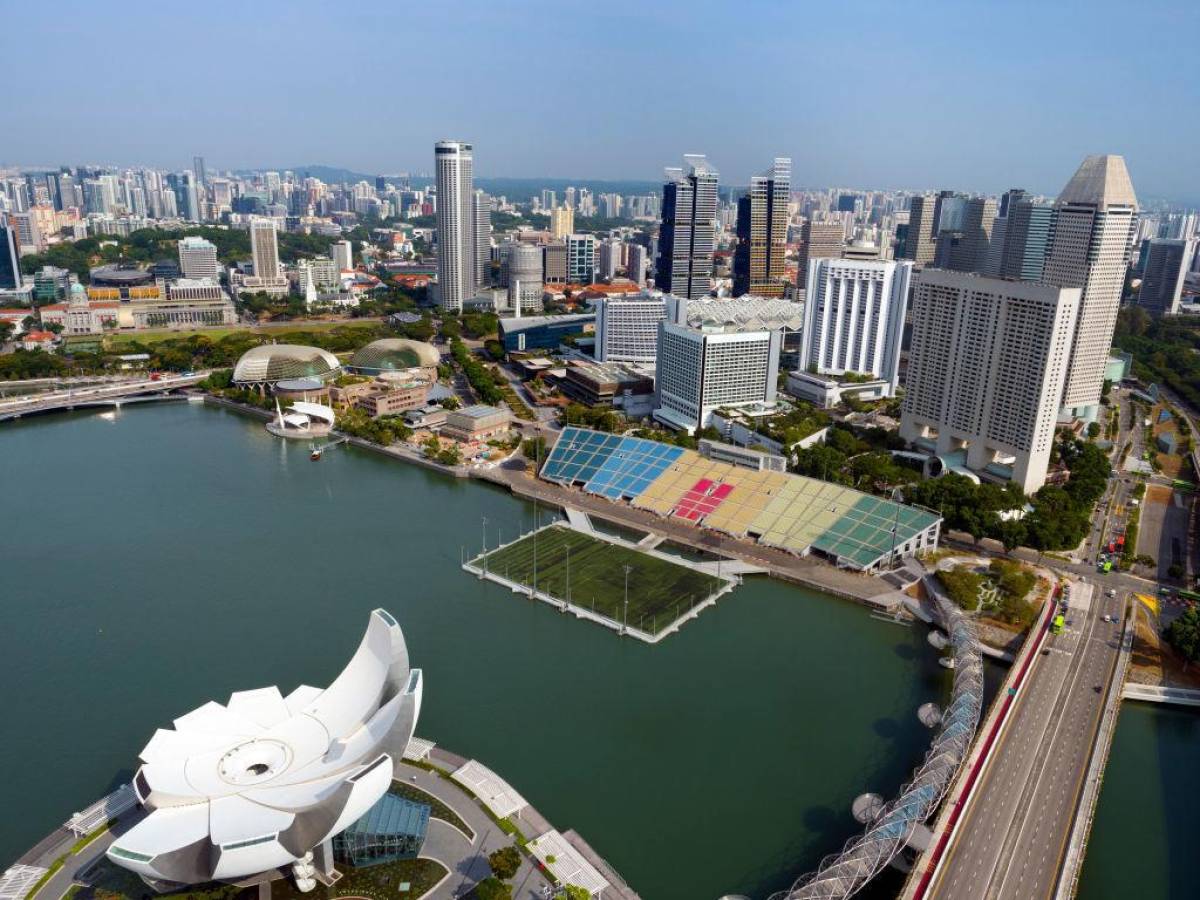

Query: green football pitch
<box><xmin>476</xmin><ymin>525</ymin><xmax>727</xmax><ymax>634</ymax></box>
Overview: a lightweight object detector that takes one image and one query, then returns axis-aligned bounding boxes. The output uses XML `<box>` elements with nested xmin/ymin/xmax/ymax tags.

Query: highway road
<box><xmin>926</xmin><ymin>580</ymin><xmax>1124</xmax><ymax>900</ymax></box>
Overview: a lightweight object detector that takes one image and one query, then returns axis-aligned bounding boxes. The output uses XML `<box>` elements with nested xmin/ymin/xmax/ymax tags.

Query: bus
<box><xmin>1052</xmin><ymin>614</ymin><xmax>1065</xmax><ymax>634</ymax></box>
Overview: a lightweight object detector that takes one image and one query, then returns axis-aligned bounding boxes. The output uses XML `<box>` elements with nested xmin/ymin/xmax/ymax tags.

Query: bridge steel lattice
<box><xmin>770</xmin><ymin>589</ymin><xmax>984</xmax><ymax>900</ymax></box>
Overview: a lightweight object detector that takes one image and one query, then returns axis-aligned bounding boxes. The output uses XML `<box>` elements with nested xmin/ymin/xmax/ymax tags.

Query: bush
<box><xmin>473</xmin><ymin>877</ymin><xmax>513</xmax><ymax>900</ymax></box>
<box><xmin>487</xmin><ymin>846</ymin><xmax>521</xmax><ymax>880</ymax></box>
<box><xmin>938</xmin><ymin>566</ymin><xmax>983</xmax><ymax>611</ymax></box>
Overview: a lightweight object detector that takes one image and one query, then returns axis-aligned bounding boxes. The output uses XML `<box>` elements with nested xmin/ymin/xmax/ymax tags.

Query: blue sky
<box><xmin>3</xmin><ymin>0</ymin><xmax>1198</xmax><ymax>201</ymax></box>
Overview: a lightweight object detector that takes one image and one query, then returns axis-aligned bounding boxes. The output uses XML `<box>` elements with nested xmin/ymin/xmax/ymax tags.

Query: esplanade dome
<box><xmin>348</xmin><ymin>338</ymin><xmax>440</xmax><ymax>374</ymax></box>
<box><xmin>232</xmin><ymin>344</ymin><xmax>341</xmax><ymax>386</ymax></box>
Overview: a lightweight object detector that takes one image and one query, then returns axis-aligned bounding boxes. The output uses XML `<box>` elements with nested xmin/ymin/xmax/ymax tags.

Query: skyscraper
<box><xmin>193</xmin><ymin>156</ymin><xmax>207</xmax><ymax>187</ymax></box>
<box><xmin>655</xmin><ymin>155</ymin><xmax>718</xmax><ymax>300</ymax></box>
<box><xmin>800</xmin><ymin>258</ymin><xmax>913</xmax><ymax>395</ymax></box>
<box><xmin>654</xmin><ymin>322</ymin><xmax>781</xmax><ymax>432</ymax></box>
<box><xmin>332</xmin><ymin>240</ymin><xmax>353</xmax><ymax>272</ymax></box>
<box><xmin>434</xmin><ymin>140</ymin><xmax>475</xmax><ymax>312</ymax></box>
<box><xmin>178</xmin><ymin>236</ymin><xmax>220</xmax><ymax>280</ymax></box>
<box><xmin>1139</xmin><ymin>238</ymin><xmax>1194</xmax><ymax>316</ymax></box>
<box><xmin>595</xmin><ymin>292</ymin><xmax>668</xmax><ymax>363</ymax></box>
<box><xmin>473</xmin><ymin>190</ymin><xmax>491</xmax><ymax>288</ymax></box>
<box><xmin>627</xmin><ymin>244</ymin><xmax>648</xmax><ymax>287</ymax></box>
<box><xmin>796</xmin><ymin>220</ymin><xmax>845</xmax><ymax>291</ymax></box>
<box><xmin>566</xmin><ymin>234</ymin><xmax>596</xmax><ymax>285</ymax></box>
<box><xmin>999</xmin><ymin>200</ymin><xmax>1054</xmax><ymax>282</ymax></box>
<box><xmin>549</xmin><ymin>206</ymin><xmax>574</xmax><ymax>240</ymax></box>
<box><xmin>946</xmin><ymin>197</ymin><xmax>997</xmax><ymax>273</ymax></box>
<box><xmin>900</xmin><ymin>270</ymin><xmax>1081</xmax><ymax>494</ymax></box>
<box><xmin>1042</xmin><ymin>155</ymin><xmax>1138</xmax><ymax>419</ymax></box>
<box><xmin>0</xmin><ymin>215</ymin><xmax>20</xmax><ymax>290</ymax></box>
<box><xmin>732</xmin><ymin>158</ymin><xmax>791</xmax><ymax>297</ymax></box>
<box><xmin>250</xmin><ymin>218</ymin><xmax>280</xmax><ymax>279</ymax></box>
<box><xmin>901</xmin><ymin>196</ymin><xmax>937</xmax><ymax>265</ymax></box>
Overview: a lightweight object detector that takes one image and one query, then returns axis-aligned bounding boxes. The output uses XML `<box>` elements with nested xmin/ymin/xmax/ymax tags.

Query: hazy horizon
<box><xmin>4</xmin><ymin>0</ymin><xmax>1198</xmax><ymax>203</ymax></box>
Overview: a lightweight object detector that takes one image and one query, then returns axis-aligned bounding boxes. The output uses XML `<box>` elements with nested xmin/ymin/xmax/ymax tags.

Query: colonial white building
<box><xmin>900</xmin><ymin>270</ymin><xmax>1081</xmax><ymax>494</ymax></box>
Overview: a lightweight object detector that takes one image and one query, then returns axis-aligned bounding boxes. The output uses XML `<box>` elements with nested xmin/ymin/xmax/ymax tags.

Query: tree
<box><xmin>440</xmin><ymin>396</ymin><xmax>461</xmax><ymax>411</ymax></box>
<box><xmin>561</xmin><ymin>885</ymin><xmax>590</xmax><ymax>900</ymax></box>
<box><xmin>487</xmin><ymin>846</ymin><xmax>521</xmax><ymax>881</ymax></box>
<box><xmin>937</xmin><ymin>566</ymin><xmax>983</xmax><ymax>611</ymax></box>
<box><xmin>473</xmin><ymin>877</ymin><xmax>513</xmax><ymax>900</ymax></box>
<box><xmin>1087</xmin><ymin>421</ymin><xmax>1101</xmax><ymax>439</ymax></box>
<box><xmin>1165</xmin><ymin>605</ymin><xmax>1200</xmax><ymax>666</ymax></box>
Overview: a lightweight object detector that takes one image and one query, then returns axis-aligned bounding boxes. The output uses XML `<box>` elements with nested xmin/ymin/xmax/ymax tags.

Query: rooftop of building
<box><xmin>498</xmin><ymin>313</ymin><xmax>595</xmax><ymax>331</ymax></box>
<box><xmin>1056</xmin><ymin>154</ymin><xmax>1137</xmax><ymax>209</ymax></box>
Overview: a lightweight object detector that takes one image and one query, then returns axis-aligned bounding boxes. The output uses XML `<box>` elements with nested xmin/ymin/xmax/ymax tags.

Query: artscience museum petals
<box><xmin>107</xmin><ymin>609</ymin><xmax>423</xmax><ymax>885</ymax></box>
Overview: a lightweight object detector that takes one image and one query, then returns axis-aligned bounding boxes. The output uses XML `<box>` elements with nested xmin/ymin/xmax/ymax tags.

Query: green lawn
<box><xmin>105</xmin><ymin>321</ymin><xmax>357</xmax><ymax>346</ymax></box>
<box><xmin>272</xmin><ymin>858</ymin><xmax>446</xmax><ymax>900</ymax></box>
<box><xmin>477</xmin><ymin>525</ymin><xmax>725</xmax><ymax>633</ymax></box>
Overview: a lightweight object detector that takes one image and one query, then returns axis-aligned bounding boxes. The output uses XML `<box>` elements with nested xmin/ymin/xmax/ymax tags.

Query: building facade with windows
<box><xmin>655</xmin><ymin>155</ymin><xmax>718</xmax><ymax>299</ymax></box>
<box><xmin>595</xmin><ymin>291</ymin><xmax>667</xmax><ymax>364</ymax></box>
<box><xmin>733</xmin><ymin>158</ymin><xmax>791</xmax><ymax>297</ymax></box>
<box><xmin>799</xmin><ymin>258</ymin><xmax>913</xmax><ymax>395</ymax></box>
<box><xmin>1041</xmin><ymin>154</ymin><xmax>1138</xmax><ymax>420</ymax></box>
<box><xmin>434</xmin><ymin>140</ymin><xmax>475</xmax><ymax>311</ymax></box>
<box><xmin>653</xmin><ymin>322</ymin><xmax>781</xmax><ymax>432</ymax></box>
<box><xmin>900</xmin><ymin>269</ymin><xmax>1081</xmax><ymax>494</ymax></box>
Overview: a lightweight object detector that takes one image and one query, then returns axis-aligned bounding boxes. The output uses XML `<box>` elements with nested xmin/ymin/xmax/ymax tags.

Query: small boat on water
<box><xmin>310</xmin><ymin>447</ymin><xmax>322</xmax><ymax>461</ymax></box>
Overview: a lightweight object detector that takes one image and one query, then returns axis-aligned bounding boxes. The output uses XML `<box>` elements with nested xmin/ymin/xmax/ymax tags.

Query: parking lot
<box><xmin>1137</xmin><ymin>484</ymin><xmax>1198</xmax><ymax>582</ymax></box>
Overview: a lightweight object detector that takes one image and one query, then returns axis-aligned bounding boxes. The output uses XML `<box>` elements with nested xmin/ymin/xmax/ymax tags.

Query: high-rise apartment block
<box><xmin>1042</xmin><ymin>155</ymin><xmax>1138</xmax><ymax>419</ymax></box>
<box><xmin>654</xmin><ymin>322</ymin><xmax>781</xmax><ymax>432</ymax></box>
<box><xmin>800</xmin><ymin>258</ymin><xmax>913</xmax><ymax>394</ymax></box>
<box><xmin>595</xmin><ymin>291</ymin><xmax>668</xmax><ymax>364</ymax></box>
<box><xmin>656</xmin><ymin>155</ymin><xmax>718</xmax><ymax>299</ymax></box>
<box><xmin>506</xmin><ymin>242</ymin><xmax>544</xmax><ymax>314</ymax></box>
<box><xmin>178</xmin><ymin>236</ymin><xmax>219</xmax><ymax>280</ymax></box>
<box><xmin>434</xmin><ymin>140</ymin><xmax>475</xmax><ymax>312</ymax></box>
<box><xmin>733</xmin><ymin>158</ymin><xmax>791</xmax><ymax>297</ymax></box>
<box><xmin>550</xmin><ymin>205</ymin><xmax>574</xmax><ymax>239</ymax></box>
<box><xmin>900</xmin><ymin>269</ymin><xmax>1081</xmax><ymax>494</ymax></box>
<box><xmin>598</xmin><ymin>238</ymin><xmax>621</xmax><ymax>282</ymax></box>
<box><xmin>250</xmin><ymin>218</ymin><xmax>280</xmax><ymax>279</ymax></box>
<box><xmin>473</xmin><ymin>190</ymin><xmax>491</xmax><ymax>288</ymax></box>
<box><xmin>1139</xmin><ymin>238</ymin><xmax>1194</xmax><ymax>316</ymax></box>
<box><xmin>796</xmin><ymin>220</ymin><xmax>845</xmax><ymax>291</ymax></box>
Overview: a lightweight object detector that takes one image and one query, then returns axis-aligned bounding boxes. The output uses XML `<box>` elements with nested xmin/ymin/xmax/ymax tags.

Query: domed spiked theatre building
<box><xmin>106</xmin><ymin>609</ymin><xmax>423</xmax><ymax>889</ymax></box>
<box><xmin>347</xmin><ymin>339</ymin><xmax>439</xmax><ymax>376</ymax></box>
<box><xmin>232</xmin><ymin>344</ymin><xmax>342</xmax><ymax>390</ymax></box>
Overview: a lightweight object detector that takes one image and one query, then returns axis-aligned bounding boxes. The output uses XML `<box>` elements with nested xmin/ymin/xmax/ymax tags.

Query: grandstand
<box><xmin>541</xmin><ymin>427</ymin><xmax>941</xmax><ymax>571</ymax></box>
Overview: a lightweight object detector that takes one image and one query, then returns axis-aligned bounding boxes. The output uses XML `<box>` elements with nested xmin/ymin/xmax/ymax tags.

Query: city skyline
<box><xmin>3</xmin><ymin>1</ymin><xmax>1198</xmax><ymax>203</ymax></box>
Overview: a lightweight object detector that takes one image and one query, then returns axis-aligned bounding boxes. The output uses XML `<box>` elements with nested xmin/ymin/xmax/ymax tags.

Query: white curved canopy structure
<box><xmin>108</xmin><ymin>609</ymin><xmax>422</xmax><ymax>885</ymax></box>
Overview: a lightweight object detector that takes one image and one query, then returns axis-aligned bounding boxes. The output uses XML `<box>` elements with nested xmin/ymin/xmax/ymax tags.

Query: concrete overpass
<box><xmin>0</xmin><ymin>373</ymin><xmax>208</xmax><ymax>422</ymax></box>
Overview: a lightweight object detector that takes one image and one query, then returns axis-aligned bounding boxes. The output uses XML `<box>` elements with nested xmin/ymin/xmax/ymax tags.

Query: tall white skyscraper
<box><xmin>598</xmin><ymin>238</ymin><xmax>622</xmax><ymax>281</ymax></box>
<box><xmin>178</xmin><ymin>236</ymin><xmax>220</xmax><ymax>280</ymax></box>
<box><xmin>1042</xmin><ymin>155</ymin><xmax>1138</xmax><ymax>420</ymax></box>
<box><xmin>800</xmin><ymin>258</ymin><xmax>913</xmax><ymax>394</ymax></box>
<box><xmin>332</xmin><ymin>239</ymin><xmax>353</xmax><ymax>271</ymax></box>
<box><xmin>250</xmin><ymin>218</ymin><xmax>280</xmax><ymax>279</ymax></box>
<box><xmin>627</xmin><ymin>244</ymin><xmax>648</xmax><ymax>287</ymax></box>
<box><xmin>473</xmin><ymin>189</ymin><xmax>491</xmax><ymax>288</ymax></box>
<box><xmin>566</xmin><ymin>234</ymin><xmax>596</xmax><ymax>285</ymax></box>
<box><xmin>655</xmin><ymin>155</ymin><xmax>719</xmax><ymax>299</ymax></box>
<box><xmin>900</xmin><ymin>270</ymin><xmax>1081</xmax><ymax>494</ymax></box>
<box><xmin>434</xmin><ymin>140</ymin><xmax>475</xmax><ymax>312</ymax></box>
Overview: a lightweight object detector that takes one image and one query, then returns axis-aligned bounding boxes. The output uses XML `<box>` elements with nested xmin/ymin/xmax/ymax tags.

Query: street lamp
<box><xmin>622</xmin><ymin>564</ymin><xmax>633</xmax><ymax>634</ymax></box>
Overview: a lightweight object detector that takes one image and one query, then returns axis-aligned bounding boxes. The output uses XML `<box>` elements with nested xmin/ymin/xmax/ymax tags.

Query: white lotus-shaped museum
<box><xmin>107</xmin><ymin>609</ymin><xmax>423</xmax><ymax>885</ymax></box>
